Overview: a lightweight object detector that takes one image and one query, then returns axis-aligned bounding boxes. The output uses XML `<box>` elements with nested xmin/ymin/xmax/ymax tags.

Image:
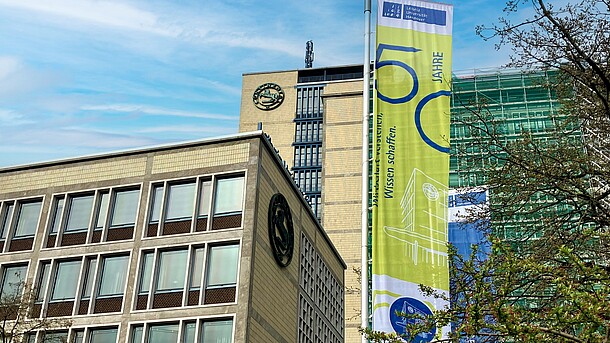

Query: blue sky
<box><xmin>0</xmin><ymin>0</ymin><xmax>512</xmax><ymax>167</ymax></box>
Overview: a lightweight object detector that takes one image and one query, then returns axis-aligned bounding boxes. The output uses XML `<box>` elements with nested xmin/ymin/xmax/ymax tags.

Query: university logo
<box><xmin>253</xmin><ymin>83</ymin><xmax>285</xmax><ymax>111</ymax></box>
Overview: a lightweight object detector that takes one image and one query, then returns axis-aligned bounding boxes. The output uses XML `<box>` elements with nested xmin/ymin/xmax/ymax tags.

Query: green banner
<box><xmin>372</xmin><ymin>0</ymin><xmax>453</xmax><ymax>340</ymax></box>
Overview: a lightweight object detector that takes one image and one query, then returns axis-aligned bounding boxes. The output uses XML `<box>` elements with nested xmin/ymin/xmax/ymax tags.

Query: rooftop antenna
<box><xmin>305</xmin><ymin>40</ymin><xmax>314</xmax><ymax>68</ymax></box>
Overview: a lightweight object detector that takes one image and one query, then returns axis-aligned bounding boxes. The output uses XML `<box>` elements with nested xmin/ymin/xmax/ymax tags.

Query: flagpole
<box><xmin>362</xmin><ymin>0</ymin><xmax>371</xmax><ymax>341</ymax></box>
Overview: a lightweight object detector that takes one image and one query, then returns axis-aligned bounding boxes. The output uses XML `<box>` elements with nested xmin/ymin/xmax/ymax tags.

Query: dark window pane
<box><xmin>149</xmin><ymin>186</ymin><xmax>164</xmax><ymax>223</ymax></box>
<box><xmin>207</xmin><ymin>245</ymin><xmax>239</xmax><ymax>288</ymax></box>
<box><xmin>66</xmin><ymin>195</ymin><xmax>94</xmax><ymax>232</ymax></box>
<box><xmin>156</xmin><ymin>250</ymin><xmax>187</xmax><ymax>291</ymax></box>
<box><xmin>138</xmin><ymin>253</ymin><xmax>153</xmax><ymax>294</ymax></box>
<box><xmin>90</xmin><ymin>327</ymin><xmax>118</xmax><ymax>343</ymax></box>
<box><xmin>111</xmin><ymin>189</ymin><xmax>139</xmax><ymax>226</ymax></box>
<box><xmin>0</xmin><ymin>265</ymin><xmax>27</xmax><ymax>299</ymax></box>
<box><xmin>202</xmin><ymin>320</ymin><xmax>233</xmax><ymax>343</ymax></box>
<box><xmin>98</xmin><ymin>256</ymin><xmax>129</xmax><ymax>296</ymax></box>
<box><xmin>51</xmin><ymin>260</ymin><xmax>81</xmax><ymax>301</ymax></box>
<box><xmin>0</xmin><ymin>204</ymin><xmax>14</xmax><ymax>239</ymax></box>
<box><xmin>96</xmin><ymin>193</ymin><xmax>110</xmax><ymax>229</ymax></box>
<box><xmin>14</xmin><ymin>201</ymin><xmax>42</xmax><ymax>237</ymax></box>
<box><xmin>149</xmin><ymin>324</ymin><xmax>179</xmax><ymax>342</ymax></box>
<box><xmin>213</xmin><ymin>177</ymin><xmax>244</xmax><ymax>215</ymax></box>
<box><xmin>50</xmin><ymin>198</ymin><xmax>65</xmax><ymax>234</ymax></box>
<box><xmin>166</xmin><ymin>183</ymin><xmax>195</xmax><ymax>221</ymax></box>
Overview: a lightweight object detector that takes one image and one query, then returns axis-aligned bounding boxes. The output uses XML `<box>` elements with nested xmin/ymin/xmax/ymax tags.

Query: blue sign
<box><xmin>382</xmin><ymin>1</ymin><xmax>402</xmax><ymax>19</ymax></box>
<box><xmin>403</xmin><ymin>5</ymin><xmax>446</xmax><ymax>26</ymax></box>
<box><xmin>389</xmin><ymin>297</ymin><xmax>436</xmax><ymax>342</ymax></box>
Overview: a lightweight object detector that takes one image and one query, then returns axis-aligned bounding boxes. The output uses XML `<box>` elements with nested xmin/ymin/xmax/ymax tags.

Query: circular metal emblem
<box><xmin>268</xmin><ymin>193</ymin><xmax>294</xmax><ymax>267</ymax></box>
<box><xmin>253</xmin><ymin>83</ymin><xmax>285</xmax><ymax>111</ymax></box>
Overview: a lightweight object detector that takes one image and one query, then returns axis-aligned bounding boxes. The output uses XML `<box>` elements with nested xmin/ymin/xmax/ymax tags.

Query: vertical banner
<box><xmin>371</xmin><ymin>0</ymin><xmax>453</xmax><ymax>341</ymax></box>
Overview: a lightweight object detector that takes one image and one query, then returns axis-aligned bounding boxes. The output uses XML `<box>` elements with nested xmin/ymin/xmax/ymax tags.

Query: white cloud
<box><xmin>0</xmin><ymin>56</ymin><xmax>21</xmax><ymax>80</ymax></box>
<box><xmin>137</xmin><ymin>125</ymin><xmax>235</xmax><ymax>134</ymax></box>
<box><xmin>81</xmin><ymin>104</ymin><xmax>238</xmax><ymax>121</ymax></box>
<box><xmin>1</xmin><ymin>127</ymin><xmax>157</xmax><ymax>149</ymax></box>
<box><xmin>0</xmin><ymin>109</ymin><xmax>35</xmax><ymax>125</ymax></box>
<box><xmin>0</xmin><ymin>0</ymin><xmax>178</xmax><ymax>36</ymax></box>
<box><xmin>0</xmin><ymin>55</ymin><xmax>60</xmax><ymax>100</ymax></box>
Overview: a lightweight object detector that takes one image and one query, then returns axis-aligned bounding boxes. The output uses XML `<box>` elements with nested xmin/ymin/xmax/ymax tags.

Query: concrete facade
<box><xmin>0</xmin><ymin>132</ymin><xmax>344</xmax><ymax>343</ymax></box>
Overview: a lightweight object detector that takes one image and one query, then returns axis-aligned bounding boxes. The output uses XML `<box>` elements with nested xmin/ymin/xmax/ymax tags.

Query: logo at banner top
<box><xmin>375</xmin><ymin>44</ymin><xmax>420</xmax><ymax>104</ymax></box>
<box><xmin>389</xmin><ymin>297</ymin><xmax>436</xmax><ymax>342</ymax></box>
<box><xmin>253</xmin><ymin>83</ymin><xmax>285</xmax><ymax>111</ymax></box>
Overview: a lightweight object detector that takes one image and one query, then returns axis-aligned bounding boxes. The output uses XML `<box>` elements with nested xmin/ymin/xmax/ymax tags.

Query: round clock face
<box><xmin>268</xmin><ymin>193</ymin><xmax>294</xmax><ymax>267</ymax></box>
<box><xmin>253</xmin><ymin>83</ymin><xmax>285</xmax><ymax>111</ymax></box>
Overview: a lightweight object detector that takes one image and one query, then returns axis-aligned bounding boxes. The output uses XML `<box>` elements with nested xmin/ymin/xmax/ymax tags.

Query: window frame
<box><xmin>46</xmin><ymin>185</ymin><xmax>141</xmax><ymax>248</ymax></box>
<box><xmin>145</xmin><ymin>172</ymin><xmax>245</xmax><ymax>237</ymax></box>
<box><xmin>0</xmin><ymin>263</ymin><xmax>28</xmax><ymax>300</ymax></box>
<box><xmin>33</xmin><ymin>252</ymin><xmax>131</xmax><ymax>316</ymax></box>
<box><xmin>129</xmin><ymin>317</ymin><xmax>234</xmax><ymax>343</ymax></box>
<box><xmin>134</xmin><ymin>242</ymin><xmax>240</xmax><ymax>310</ymax></box>
<box><xmin>26</xmin><ymin>326</ymin><xmax>119</xmax><ymax>343</ymax></box>
<box><xmin>0</xmin><ymin>197</ymin><xmax>43</xmax><ymax>252</ymax></box>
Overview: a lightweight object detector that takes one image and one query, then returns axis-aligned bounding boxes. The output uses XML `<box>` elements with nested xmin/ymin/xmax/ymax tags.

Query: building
<box><xmin>239</xmin><ymin>65</ymin><xmax>561</xmax><ymax>342</ymax></box>
<box><xmin>241</xmin><ymin>67</ymin><xmax>364</xmax><ymax>342</ymax></box>
<box><xmin>0</xmin><ymin>131</ymin><xmax>345</xmax><ymax>343</ymax></box>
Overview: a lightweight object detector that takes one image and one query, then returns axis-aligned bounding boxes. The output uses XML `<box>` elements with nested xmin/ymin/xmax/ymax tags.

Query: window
<box><xmin>81</xmin><ymin>258</ymin><xmax>97</xmax><ymax>299</ymax></box>
<box><xmin>13</xmin><ymin>201</ymin><xmax>42</xmax><ymax>238</ymax></box>
<box><xmin>34</xmin><ymin>254</ymin><xmax>130</xmax><ymax>317</ymax></box>
<box><xmin>47</xmin><ymin>187</ymin><xmax>139</xmax><ymax>248</ymax></box>
<box><xmin>98</xmin><ymin>255</ymin><xmax>129</xmax><ymax>297</ymax></box>
<box><xmin>0</xmin><ymin>203</ymin><xmax>14</xmax><ymax>239</ymax></box>
<box><xmin>27</xmin><ymin>327</ymin><xmax>117</xmax><ymax>343</ymax></box>
<box><xmin>110</xmin><ymin>189</ymin><xmax>139</xmax><ymax>227</ymax></box>
<box><xmin>156</xmin><ymin>250</ymin><xmax>187</xmax><ymax>292</ymax></box>
<box><xmin>43</xmin><ymin>331</ymin><xmax>68</xmax><ymax>343</ymax></box>
<box><xmin>89</xmin><ymin>328</ymin><xmax>118</xmax><ymax>343</ymax></box>
<box><xmin>0</xmin><ymin>198</ymin><xmax>42</xmax><ymax>252</ymax></box>
<box><xmin>202</xmin><ymin>320</ymin><xmax>233</xmax><ymax>343</ymax></box>
<box><xmin>0</xmin><ymin>264</ymin><xmax>27</xmax><ymax>299</ymax></box>
<box><xmin>135</xmin><ymin>244</ymin><xmax>239</xmax><ymax>310</ymax></box>
<box><xmin>65</xmin><ymin>195</ymin><xmax>94</xmax><ymax>232</ymax></box>
<box><xmin>213</xmin><ymin>177</ymin><xmax>244</xmax><ymax>216</ymax></box>
<box><xmin>198</xmin><ymin>181</ymin><xmax>212</xmax><ymax>217</ymax></box>
<box><xmin>51</xmin><ymin>260</ymin><xmax>81</xmax><ymax>301</ymax></box>
<box><xmin>147</xmin><ymin>174</ymin><xmax>244</xmax><ymax>236</ymax></box>
<box><xmin>130</xmin><ymin>320</ymin><xmax>232</xmax><ymax>343</ymax></box>
<box><xmin>166</xmin><ymin>183</ymin><xmax>196</xmax><ymax>221</ymax></box>
<box><xmin>206</xmin><ymin>245</ymin><xmax>239</xmax><ymax>289</ymax></box>
<box><xmin>49</xmin><ymin>198</ymin><xmax>64</xmax><ymax>234</ymax></box>
<box><xmin>149</xmin><ymin>323</ymin><xmax>179</xmax><ymax>342</ymax></box>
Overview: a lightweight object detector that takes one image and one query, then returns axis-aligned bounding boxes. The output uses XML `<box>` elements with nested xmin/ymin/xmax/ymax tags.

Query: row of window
<box><xmin>298</xmin><ymin>234</ymin><xmax>343</xmax><ymax>343</ymax></box>
<box><xmin>131</xmin><ymin>319</ymin><xmax>233</xmax><ymax>343</ymax></box>
<box><xmin>25</xmin><ymin>318</ymin><xmax>233</xmax><ymax>343</ymax></box>
<box><xmin>0</xmin><ymin>174</ymin><xmax>245</xmax><ymax>252</ymax></box>
<box><xmin>294</xmin><ymin>170</ymin><xmax>322</xmax><ymax>194</ymax></box>
<box><xmin>295</xmin><ymin>86</ymin><xmax>324</xmax><ymax>119</ymax></box>
<box><xmin>306</xmin><ymin>195</ymin><xmax>322</xmax><ymax>219</ymax></box>
<box><xmin>0</xmin><ymin>242</ymin><xmax>240</xmax><ymax>317</ymax></box>
<box><xmin>294</xmin><ymin>145</ymin><xmax>322</xmax><ymax>168</ymax></box>
<box><xmin>147</xmin><ymin>175</ymin><xmax>244</xmax><ymax>236</ymax></box>
<box><xmin>47</xmin><ymin>187</ymin><xmax>140</xmax><ymax>248</ymax></box>
<box><xmin>135</xmin><ymin>244</ymin><xmax>239</xmax><ymax>310</ymax></box>
<box><xmin>295</xmin><ymin>120</ymin><xmax>323</xmax><ymax>143</ymax></box>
